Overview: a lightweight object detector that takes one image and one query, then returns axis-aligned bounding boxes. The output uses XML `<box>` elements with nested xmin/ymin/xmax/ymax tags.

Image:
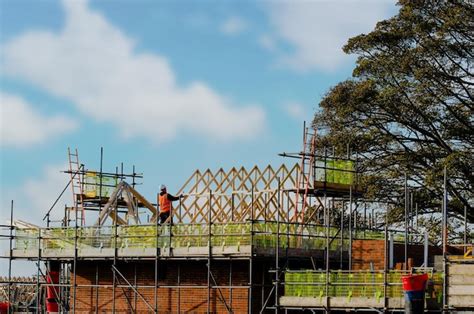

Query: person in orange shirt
<box><xmin>158</xmin><ymin>184</ymin><xmax>181</xmax><ymax>224</ymax></box>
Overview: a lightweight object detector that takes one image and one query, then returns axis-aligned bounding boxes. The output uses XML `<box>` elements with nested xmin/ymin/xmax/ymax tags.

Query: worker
<box><xmin>158</xmin><ymin>184</ymin><xmax>181</xmax><ymax>224</ymax></box>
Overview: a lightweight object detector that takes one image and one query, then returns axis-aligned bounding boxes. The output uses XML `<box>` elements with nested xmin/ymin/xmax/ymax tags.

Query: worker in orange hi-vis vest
<box><xmin>158</xmin><ymin>184</ymin><xmax>182</xmax><ymax>224</ymax></box>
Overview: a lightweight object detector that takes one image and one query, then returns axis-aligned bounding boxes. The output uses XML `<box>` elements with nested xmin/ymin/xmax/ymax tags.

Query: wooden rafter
<box><xmin>94</xmin><ymin>182</ymin><xmax>157</xmax><ymax>226</ymax></box>
<box><xmin>174</xmin><ymin>163</ymin><xmax>309</xmax><ymax>224</ymax></box>
<box><xmin>89</xmin><ymin>163</ymin><xmax>332</xmax><ymax>226</ymax></box>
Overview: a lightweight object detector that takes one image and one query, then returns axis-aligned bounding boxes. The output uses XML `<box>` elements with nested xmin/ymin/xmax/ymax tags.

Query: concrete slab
<box><xmin>11</xmin><ymin>249</ymin><xmax>37</xmax><ymax>258</ymax></box>
<box><xmin>448</xmin><ymin>296</ymin><xmax>474</xmax><ymax>308</ymax></box>
<box><xmin>9</xmin><ymin>245</ymin><xmax>254</xmax><ymax>259</ymax></box>
<box><xmin>43</xmin><ymin>248</ymin><xmax>75</xmax><ymax>258</ymax></box>
<box><xmin>280</xmin><ymin>296</ymin><xmax>326</xmax><ymax>307</ymax></box>
<box><xmin>448</xmin><ymin>285</ymin><xmax>474</xmax><ymax>295</ymax></box>
<box><xmin>117</xmin><ymin>247</ymin><xmax>157</xmax><ymax>257</ymax></box>
<box><xmin>280</xmin><ymin>296</ymin><xmax>404</xmax><ymax>309</ymax></box>
<box><xmin>7</xmin><ymin>246</ymin><xmax>342</xmax><ymax>262</ymax></box>
<box><xmin>447</xmin><ymin>263</ymin><xmax>474</xmax><ymax>309</ymax></box>
<box><xmin>387</xmin><ymin>297</ymin><xmax>405</xmax><ymax>308</ymax></box>
<box><xmin>449</xmin><ymin>274</ymin><xmax>474</xmax><ymax>285</ymax></box>
<box><xmin>330</xmin><ymin>297</ymin><xmax>384</xmax><ymax>308</ymax></box>
<box><xmin>450</xmin><ymin>263</ymin><xmax>474</xmax><ymax>274</ymax></box>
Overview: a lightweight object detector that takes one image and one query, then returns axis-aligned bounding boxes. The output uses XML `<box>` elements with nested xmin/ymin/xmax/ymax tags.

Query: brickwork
<box><xmin>71</xmin><ymin>259</ymin><xmax>273</xmax><ymax>313</ymax></box>
<box><xmin>351</xmin><ymin>239</ymin><xmax>444</xmax><ymax>270</ymax></box>
<box><xmin>351</xmin><ymin>239</ymin><xmax>387</xmax><ymax>270</ymax></box>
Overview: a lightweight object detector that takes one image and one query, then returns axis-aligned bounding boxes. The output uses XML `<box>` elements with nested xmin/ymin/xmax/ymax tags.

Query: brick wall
<box><xmin>71</xmin><ymin>259</ymin><xmax>274</xmax><ymax>313</ymax></box>
<box><xmin>351</xmin><ymin>239</ymin><xmax>386</xmax><ymax>270</ymax></box>
<box><xmin>351</xmin><ymin>239</ymin><xmax>444</xmax><ymax>270</ymax></box>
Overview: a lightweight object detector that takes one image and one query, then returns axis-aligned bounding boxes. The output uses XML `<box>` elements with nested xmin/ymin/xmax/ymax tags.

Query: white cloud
<box><xmin>265</xmin><ymin>1</ymin><xmax>396</xmax><ymax>72</ymax></box>
<box><xmin>1</xmin><ymin>163</ymin><xmax>70</xmax><ymax>225</ymax></box>
<box><xmin>220</xmin><ymin>16</ymin><xmax>248</xmax><ymax>35</ymax></box>
<box><xmin>0</xmin><ymin>92</ymin><xmax>78</xmax><ymax>147</ymax></box>
<box><xmin>24</xmin><ymin>164</ymin><xmax>71</xmax><ymax>222</ymax></box>
<box><xmin>283</xmin><ymin>102</ymin><xmax>307</xmax><ymax>120</ymax></box>
<box><xmin>1</xmin><ymin>0</ymin><xmax>265</xmax><ymax>144</ymax></box>
<box><xmin>258</xmin><ymin>34</ymin><xmax>277</xmax><ymax>51</ymax></box>
<box><xmin>0</xmin><ymin>163</ymin><xmax>70</xmax><ymax>276</ymax></box>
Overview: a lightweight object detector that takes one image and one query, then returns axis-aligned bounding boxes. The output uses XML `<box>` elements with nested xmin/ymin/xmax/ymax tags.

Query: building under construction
<box><xmin>1</xmin><ymin>127</ymin><xmax>473</xmax><ymax>313</ymax></box>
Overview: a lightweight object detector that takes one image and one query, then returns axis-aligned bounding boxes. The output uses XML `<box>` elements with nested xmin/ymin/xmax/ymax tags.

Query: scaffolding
<box><xmin>0</xmin><ymin>140</ymin><xmax>369</xmax><ymax>313</ymax></box>
<box><xmin>1</xmin><ymin>132</ymin><xmax>472</xmax><ymax>313</ymax></box>
<box><xmin>266</xmin><ymin>125</ymin><xmax>473</xmax><ymax>313</ymax></box>
<box><xmin>0</xmin><ymin>175</ymin><xmax>357</xmax><ymax>312</ymax></box>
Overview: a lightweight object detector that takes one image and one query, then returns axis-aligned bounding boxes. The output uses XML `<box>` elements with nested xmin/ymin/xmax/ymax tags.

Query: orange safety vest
<box><xmin>159</xmin><ymin>194</ymin><xmax>171</xmax><ymax>213</ymax></box>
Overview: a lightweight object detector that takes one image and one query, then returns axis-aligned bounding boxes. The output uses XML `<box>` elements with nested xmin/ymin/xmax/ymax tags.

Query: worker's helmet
<box><xmin>160</xmin><ymin>184</ymin><xmax>167</xmax><ymax>191</ymax></box>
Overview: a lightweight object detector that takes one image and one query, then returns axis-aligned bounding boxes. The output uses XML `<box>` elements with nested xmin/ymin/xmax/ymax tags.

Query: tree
<box><xmin>313</xmin><ymin>1</ymin><xmax>473</xmax><ymax>222</ymax></box>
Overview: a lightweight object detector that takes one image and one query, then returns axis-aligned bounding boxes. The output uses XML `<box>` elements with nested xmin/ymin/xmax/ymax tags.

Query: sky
<box><xmin>0</xmin><ymin>0</ymin><xmax>397</xmax><ymax>273</ymax></box>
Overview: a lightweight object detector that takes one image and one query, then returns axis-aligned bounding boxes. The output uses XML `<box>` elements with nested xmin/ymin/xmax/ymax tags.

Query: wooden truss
<box><xmin>89</xmin><ymin>161</ymin><xmax>351</xmax><ymax>226</ymax></box>
<box><xmin>91</xmin><ymin>163</ymin><xmax>336</xmax><ymax>226</ymax></box>
<box><xmin>94</xmin><ymin>181</ymin><xmax>157</xmax><ymax>226</ymax></box>
<box><xmin>173</xmin><ymin>163</ymin><xmax>312</xmax><ymax>224</ymax></box>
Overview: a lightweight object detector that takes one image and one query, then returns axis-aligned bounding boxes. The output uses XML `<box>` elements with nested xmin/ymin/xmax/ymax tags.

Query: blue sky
<box><xmin>0</xmin><ymin>0</ymin><xmax>398</xmax><ymax>230</ymax></box>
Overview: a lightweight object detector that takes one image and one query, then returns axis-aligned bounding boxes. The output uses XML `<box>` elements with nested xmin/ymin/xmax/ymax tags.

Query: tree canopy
<box><xmin>313</xmin><ymin>1</ymin><xmax>473</xmax><ymax>222</ymax></box>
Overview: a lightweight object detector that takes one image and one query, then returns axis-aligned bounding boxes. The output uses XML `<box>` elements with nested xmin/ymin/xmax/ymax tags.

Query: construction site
<box><xmin>0</xmin><ymin>125</ymin><xmax>473</xmax><ymax>314</ymax></box>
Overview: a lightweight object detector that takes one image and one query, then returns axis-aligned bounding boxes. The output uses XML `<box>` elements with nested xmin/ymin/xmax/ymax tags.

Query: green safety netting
<box><xmin>14</xmin><ymin>222</ymin><xmax>405</xmax><ymax>253</ymax></box>
<box><xmin>285</xmin><ymin>271</ymin><xmax>400</xmax><ymax>299</ymax></box>
<box><xmin>84</xmin><ymin>172</ymin><xmax>118</xmax><ymax>198</ymax></box>
<box><xmin>15</xmin><ymin>229</ymin><xmax>40</xmax><ymax>250</ymax></box>
<box><xmin>315</xmin><ymin>160</ymin><xmax>354</xmax><ymax>185</ymax></box>
<box><xmin>284</xmin><ymin>270</ymin><xmax>444</xmax><ymax>300</ymax></box>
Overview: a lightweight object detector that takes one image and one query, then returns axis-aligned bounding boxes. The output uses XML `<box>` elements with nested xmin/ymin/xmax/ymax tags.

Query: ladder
<box><xmin>67</xmin><ymin>148</ymin><xmax>85</xmax><ymax>226</ymax></box>
<box><xmin>294</xmin><ymin>124</ymin><xmax>317</xmax><ymax>223</ymax></box>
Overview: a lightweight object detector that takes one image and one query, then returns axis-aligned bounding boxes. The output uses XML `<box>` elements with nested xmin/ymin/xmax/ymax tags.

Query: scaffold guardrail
<box><xmin>11</xmin><ymin>221</ymin><xmax>424</xmax><ymax>253</ymax></box>
<box><xmin>283</xmin><ymin>270</ymin><xmax>444</xmax><ymax>301</ymax></box>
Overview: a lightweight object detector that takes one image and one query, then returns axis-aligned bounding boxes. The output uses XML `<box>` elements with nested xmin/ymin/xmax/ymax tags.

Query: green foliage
<box><xmin>313</xmin><ymin>1</ymin><xmax>473</xmax><ymax>221</ymax></box>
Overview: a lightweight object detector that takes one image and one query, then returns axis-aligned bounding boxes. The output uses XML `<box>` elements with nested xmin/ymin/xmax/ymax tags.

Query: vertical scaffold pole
<box><xmin>99</xmin><ymin>147</ymin><xmax>103</xmax><ymax>225</ymax></box>
<box><xmin>95</xmin><ymin>263</ymin><xmax>99</xmax><ymax>314</ymax></box>
<box><xmin>384</xmin><ymin>207</ymin><xmax>388</xmax><ymax>311</ymax></box>
<box><xmin>154</xmin><ymin>199</ymin><xmax>159</xmax><ymax>313</ymax></box>
<box><xmin>349</xmin><ymin>186</ymin><xmax>353</xmax><ymax>271</ymax></box>
<box><xmin>389</xmin><ymin>233</ymin><xmax>394</xmax><ymax>269</ymax></box>
<box><xmin>410</xmin><ymin>191</ymin><xmax>414</xmax><ymax>239</ymax></box>
<box><xmin>286</xmin><ymin>191</ymin><xmax>290</xmax><ymax>260</ymax></box>
<box><xmin>133</xmin><ymin>263</ymin><xmax>137</xmax><ymax>311</ymax></box>
<box><xmin>169</xmin><ymin>200</ymin><xmax>173</xmax><ymax>254</ymax></box>
<box><xmin>363</xmin><ymin>202</ymin><xmax>367</xmax><ymax>238</ymax></box>
<box><xmin>347</xmin><ymin>143</ymin><xmax>352</xmax><ymax>272</ymax></box>
<box><xmin>404</xmin><ymin>172</ymin><xmax>408</xmax><ymax>270</ymax></box>
<box><xmin>353</xmin><ymin>198</ymin><xmax>357</xmax><ymax>231</ymax></box>
<box><xmin>261</xmin><ymin>267</ymin><xmax>265</xmax><ymax>310</ymax></box>
<box><xmin>36</xmin><ymin>228</ymin><xmax>41</xmax><ymax>314</ymax></box>
<box><xmin>207</xmin><ymin>190</ymin><xmax>212</xmax><ymax>314</ymax></box>
<box><xmin>275</xmin><ymin>179</ymin><xmax>281</xmax><ymax>313</ymax></box>
<box><xmin>179</xmin><ymin>195</ymin><xmax>182</xmax><ymax>224</ymax></box>
<box><xmin>177</xmin><ymin>263</ymin><xmax>181</xmax><ymax>313</ymax></box>
<box><xmin>464</xmin><ymin>205</ymin><xmax>467</xmax><ymax>247</ymax></box>
<box><xmin>73</xmin><ymin>205</ymin><xmax>78</xmax><ymax>314</ymax></box>
<box><xmin>229</xmin><ymin>260</ymin><xmax>233</xmax><ymax>310</ymax></box>
<box><xmin>231</xmin><ymin>193</ymin><xmax>235</xmax><ymax>222</ymax></box>
<box><xmin>325</xmin><ymin>193</ymin><xmax>330</xmax><ymax>313</ymax></box>
<box><xmin>8</xmin><ymin>201</ymin><xmax>13</xmax><ymax>314</ymax></box>
<box><xmin>415</xmin><ymin>202</ymin><xmax>419</xmax><ymax>231</ymax></box>
<box><xmin>59</xmin><ymin>262</ymin><xmax>63</xmax><ymax>313</ymax></box>
<box><xmin>442</xmin><ymin>166</ymin><xmax>448</xmax><ymax>312</ymax></box>
<box><xmin>249</xmin><ymin>185</ymin><xmax>254</xmax><ymax>314</ymax></box>
<box><xmin>424</xmin><ymin>232</ymin><xmax>429</xmax><ymax>267</ymax></box>
<box><xmin>340</xmin><ymin>200</ymin><xmax>344</xmax><ymax>269</ymax></box>
<box><xmin>371</xmin><ymin>207</ymin><xmax>374</xmax><ymax>230</ymax></box>
<box><xmin>112</xmin><ymin>203</ymin><xmax>118</xmax><ymax>313</ymax></box>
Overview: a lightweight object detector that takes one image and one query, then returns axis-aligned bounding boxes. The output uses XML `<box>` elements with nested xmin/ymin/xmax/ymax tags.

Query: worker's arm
<box><xmin>167</xmin><ymin>193</ymin><xmax>180</xmax><ymax>201</ymax></box>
